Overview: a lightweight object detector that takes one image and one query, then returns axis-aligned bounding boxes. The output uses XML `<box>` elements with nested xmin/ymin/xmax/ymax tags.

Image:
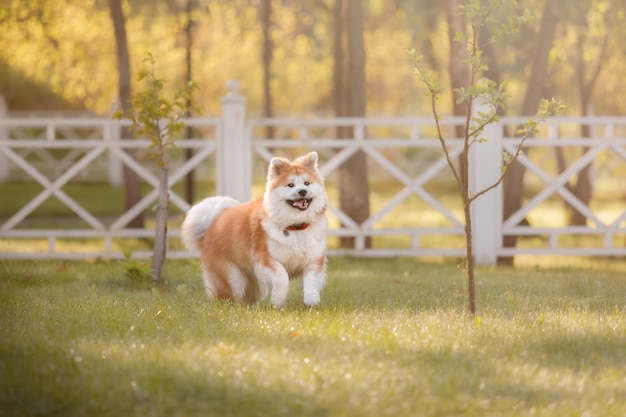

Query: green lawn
<box><xmin>1</xmin><ymin>257</ymin><xmax>625</xmax><ymax>417</ymax></box>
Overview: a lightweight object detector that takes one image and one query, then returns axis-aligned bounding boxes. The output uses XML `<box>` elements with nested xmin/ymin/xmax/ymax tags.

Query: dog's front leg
<box><xmin>302</xmin><ymin>261</ymin><xmax>326</xmax><ymax>307</ymax></box>
<box><xmin>255</xmin><ymin>261</ymin><xmax>290</xmax><ymax>308</ymax></box>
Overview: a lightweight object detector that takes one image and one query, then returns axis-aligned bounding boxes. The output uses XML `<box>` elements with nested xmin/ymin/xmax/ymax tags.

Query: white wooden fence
<box><xmin>1</xmin><ymin>83</ymin><xmax>625</xmax><ymax>262</ymax></box>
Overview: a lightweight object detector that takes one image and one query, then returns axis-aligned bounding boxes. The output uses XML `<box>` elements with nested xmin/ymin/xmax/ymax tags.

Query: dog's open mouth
<box><xmin>287</xmin><ymin>198</ymin><xmax>311</xmax><ymax>211</ymax></box>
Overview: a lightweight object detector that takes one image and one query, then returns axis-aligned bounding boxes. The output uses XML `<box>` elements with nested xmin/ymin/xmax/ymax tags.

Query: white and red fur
<box><xmin>181</xmin><ymin>152</ymin><xmax>328</xmax><ymax>308</ymax></box>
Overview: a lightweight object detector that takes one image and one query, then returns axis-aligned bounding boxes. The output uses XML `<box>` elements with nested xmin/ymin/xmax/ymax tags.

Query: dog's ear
<box><xmin>295</xmin><ymin>151</ymin><xmax>319</xmax><ymax>170</ymax></box>
<box><xmin>268</xmin><ymin>157</ymin><xmax>290</xmax><ymax>177</ymax></box>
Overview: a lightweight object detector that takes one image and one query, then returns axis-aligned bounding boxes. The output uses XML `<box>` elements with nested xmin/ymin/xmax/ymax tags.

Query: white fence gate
<box><xmin>1</xmin><ymin>83</ymin><xmax>625</xmax><ymax>262</ymax></box>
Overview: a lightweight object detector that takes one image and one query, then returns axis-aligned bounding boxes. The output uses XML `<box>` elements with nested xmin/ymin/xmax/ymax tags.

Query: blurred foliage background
<box><xmin>1</xmin><ymin>0</ymin><xmax>625</xmax><ymax>117</ymax></box>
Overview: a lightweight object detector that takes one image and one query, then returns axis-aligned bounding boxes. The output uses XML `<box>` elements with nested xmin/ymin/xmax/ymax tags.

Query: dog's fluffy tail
<box><xmin>181</xmin><ymin>196</ymin><xmax>240</xmax><ymax>251</ymax></box>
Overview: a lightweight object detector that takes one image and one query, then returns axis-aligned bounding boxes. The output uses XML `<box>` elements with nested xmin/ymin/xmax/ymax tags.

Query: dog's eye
<box><xmin>304</xmin><ymin>181</ymin><xmax>310</xmax><ymax>186</ymax></box>
<box><xmin>287</xmin><ymin>183</ymin><xmax>295</xmax><ymax>188</ymax></box>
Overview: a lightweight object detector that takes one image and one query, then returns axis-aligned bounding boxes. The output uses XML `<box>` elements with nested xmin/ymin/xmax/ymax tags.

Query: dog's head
<box><xmin>264</xmin><ymin>151</ymin><xmax>326</xmax><ymax>226</ymax></box>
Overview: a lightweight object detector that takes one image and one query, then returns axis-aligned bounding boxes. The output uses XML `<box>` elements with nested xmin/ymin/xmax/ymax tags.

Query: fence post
<box><xmin>0</xmin><ymin>95</ymin><xmax>9</xmax><ymax>180</ymax></box>
<box><xmin>218</xmin><ymin>80</ymin><xmax>250</xmax><ymax>202</ymax></box>
<box><xmin>469</xmin><ymin>100</ymin><xmax>503</xmax><ymax>265</ymax></box>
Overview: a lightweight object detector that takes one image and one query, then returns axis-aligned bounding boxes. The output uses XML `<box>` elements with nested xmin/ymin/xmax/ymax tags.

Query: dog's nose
<box><xmin>298</xmin><ymin>189</ymin><xmax>307</xmax><ymax>197</ymax></box>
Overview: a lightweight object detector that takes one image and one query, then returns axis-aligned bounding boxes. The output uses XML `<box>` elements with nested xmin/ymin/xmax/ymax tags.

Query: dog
<box><xmin>181</xmin><ymin>151</ymin><xmax>328</xmax><ymax>308</ymax></box>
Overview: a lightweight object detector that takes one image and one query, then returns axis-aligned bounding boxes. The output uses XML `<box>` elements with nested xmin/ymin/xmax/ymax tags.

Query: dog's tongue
<box><xmin>292</xmin><ymin>198</ymin><xmax>309</xmax><ymax>209</ymax></box>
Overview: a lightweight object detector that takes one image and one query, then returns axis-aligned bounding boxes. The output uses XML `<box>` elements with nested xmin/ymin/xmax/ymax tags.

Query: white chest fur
<box><xmin>263</xmin><ymin>217</ymin><xmax>327</xmax><ymax>274</ymax></box>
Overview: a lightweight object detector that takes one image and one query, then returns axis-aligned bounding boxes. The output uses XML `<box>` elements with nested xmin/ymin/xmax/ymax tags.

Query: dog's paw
<box><xmin>303</xmin><ymin>291</ymin><xmax>320</xmax><ymax>307</ymax></box>
<box><xmin>270</xmin><ymin>296</ymin><xmax>288</xmax><ymax>309</ymax></box>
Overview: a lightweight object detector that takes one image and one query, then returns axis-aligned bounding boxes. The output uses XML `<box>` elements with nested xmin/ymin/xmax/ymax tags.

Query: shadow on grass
<box><xmin>1</xmin><ymin>338</ymin><xmax>334</xmax><ymax>417</ymax></box>
<box><xmin>5</xmin><ymin>306</ymin><xmax>624</xmax><ymax>417</ymax></box>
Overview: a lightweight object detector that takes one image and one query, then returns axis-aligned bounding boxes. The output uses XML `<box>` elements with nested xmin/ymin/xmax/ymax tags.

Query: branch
<box><xmin>430</xmin><ymin>94</ymin><xmax>464</xmax><ymax>189</ymax></box>
<box><xmin>467</xmin><ymin>110</ymin><xmax>498</xmax><ymax>147</ymax></box>
<box><xmin>586</xmin><ymin>29</ymin><xmax>610</xmax><ymax>93</ymax></box>
<box><xmin>468</xmin><ymin>129</ymin><xmax>529</xmax><ymax>204</ymax></box>
<box><xmin>311</xmin><ymin>0</ymin><xmax>332</xmax><ymax>14</ymax></box>
<box><xmin>468</xmin><ymin>97</ymin><xmax>563</xmax><ymax>203</ymax></box>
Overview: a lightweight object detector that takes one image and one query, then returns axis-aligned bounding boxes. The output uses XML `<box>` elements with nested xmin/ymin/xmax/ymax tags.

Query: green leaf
<box><xmin>137</xmin><ymin>69</ymin><xmax>150</xmax><ymax>82</ymax></box>
<box><xmin>112</xmin><ymin>109</ymin><xmax>125</xmax><ymax>120</ymax></box>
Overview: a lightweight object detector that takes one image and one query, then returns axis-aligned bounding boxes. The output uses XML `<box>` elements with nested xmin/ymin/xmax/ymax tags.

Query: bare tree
<box><xmin>444</xmin><ymin>0</ymin><xmax>470</xmax><ymax>184</ymax></box>
<box><xmin>411</xmin><ymin>1</ymin><xmax>562</xmax><ymax>315</ymax></box>
<box><xmin>499</xmin><ymin>0</ymin><xmax>561</xmax><ymax>265</ymax></box>
<box><xmin>332</xmin><ymin>0</ymin><xmax>346</xmax><ymax>123</ymax></box>
<box><xmin>114</xmin><ymin>53</ymin><xmax>199</xmax><ymax>283</ymax></box>
<box><xmin>338</xmin><ymin>0</ymin><xmax>371</xmax><ymax>248</ymax></box>
<box><xmin>568</xmin><ymin>4</ymin><xmax>611</xmax><ymax>225</ymax></box>
<box><xmin>109</xmin><ymin>0</ymin><xmax>144</xmax><ymax>228</ymax></box>
<box><xmin>261</xmin><ymin>0</ymin><xmax>275</xmax><ymax>140</ymax></box>
<box><xmin>183</xmin><ymin>0</ymin><xmax>195</xmax><ymax>204</ymax></box>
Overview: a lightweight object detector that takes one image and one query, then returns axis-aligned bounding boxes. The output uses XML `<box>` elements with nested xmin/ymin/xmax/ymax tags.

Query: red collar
<box><xmin>285</xmin><ymin>223</ymin><xmax>309</xmax><ymax>231</ymax></box>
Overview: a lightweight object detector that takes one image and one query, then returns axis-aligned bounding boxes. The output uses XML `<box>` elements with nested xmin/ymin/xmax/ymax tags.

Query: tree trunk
<box><xmin>499</xmin><ymin>0</ymin><xmax>560</xmax><ymax>265</ymax></box>
<box><xmin>570</xmin><ymin>138</ymin><xmax>592</xmax><ymax>225</ymax></box>
<box><xmin>184</xmin><ymin>0</ymin><xmax>195</xmax><ymax>204</ymax></box>
<box><xmin>479</xmin><ymin>25</ymin><xmax>501</xmax><ymax>87</ymax></box>
<box><xmin>570</xmin><ymin>102</ymin><xmax>592</xmax><ymax>225</ymax></box>
<box><xmin>333</xmin><ymin>0</ymin><xmax>354</xmax><ymax>245</ymax></box>
<box><xmin>459</xmin><ymin>117</ymin><xmax>475</xmax><ymax>315</ymax></box>
<box><xmin>332</xmin><ymin>0</ymin><xmax>349</xmax><ymax>146</ymax></box>
<box><xmin>332</xmin><ymin>0</ymin><xmax>346</xmax><ymax>121</ymax></box>
<box><xmin>444</xmin><ymin>0</ymin><xmax>470</xmax><ymax>185</ymax></box>
<box><xmin>110</xmin><ymin>0</ymin><xmax>144</xmax><ymax>228</ymax></box>
<box><xmin>444</xmin><ymin>0</ymin><xmax>468</xmax><ymax>119</ymax></box>
<box><xmin>569</xmin><ymin>22</ymin><xmax>609</xmax><ymax>225</ymax></box>
<box><xmin>463</xmin><ymin>200</ymin><xmax>475</xmax><ymax>315</ymax></box>
<box><xmin>339</xmin><ymin>0</ymin><xmax>371</xmax><ymax>248</ymax></box>
<box><xmin>151</xmin><ymin>167</ymin><xmax>169</xmax><ymax>283</ymax></box>
<box><xmin>261</xmin><ymin>0</ymin><xmax>275</xmax><ymax>140</ymax></box>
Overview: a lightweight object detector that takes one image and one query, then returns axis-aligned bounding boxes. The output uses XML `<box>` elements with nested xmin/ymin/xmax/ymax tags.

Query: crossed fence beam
<box><xmin>1</xmin><ymin>112</ymin><xmax>625</xmax><ymax>260</ymax></box>
<box><xmin>0</xmin><ymin>118</ymin><xmax>221</xmax><ymax>258</ymax></box>
<box><xmin>498</xmin><ymin>141</ymin><xmax>626</xmax><ymax>256</ymax></box>
<box><xmin>249</xmin><ymin>115</ymin><xmax>626</xmax><ymax>259</ymax></box>
<box><xmin>0</xmin><ymin>121</ymin><xmax>218</xmax><ymax>229</ymax></box>
<box><xmin>250</xmin><ymin>117</ymin><xmax>468</xmax><ymax>253</ymax></box>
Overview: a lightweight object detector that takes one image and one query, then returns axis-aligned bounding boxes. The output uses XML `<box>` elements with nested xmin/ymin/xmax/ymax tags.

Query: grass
<box><xmin>1</xmin><ymin>257</ymin><xmax>625</xmax><ymax>417</ymax></box>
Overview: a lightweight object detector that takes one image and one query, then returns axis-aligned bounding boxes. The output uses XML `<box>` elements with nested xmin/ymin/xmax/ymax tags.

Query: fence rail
<box><xmin>1</xmin><ymin>85</ymin><xmax>625</xmax><ymax>262</ymax></box>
